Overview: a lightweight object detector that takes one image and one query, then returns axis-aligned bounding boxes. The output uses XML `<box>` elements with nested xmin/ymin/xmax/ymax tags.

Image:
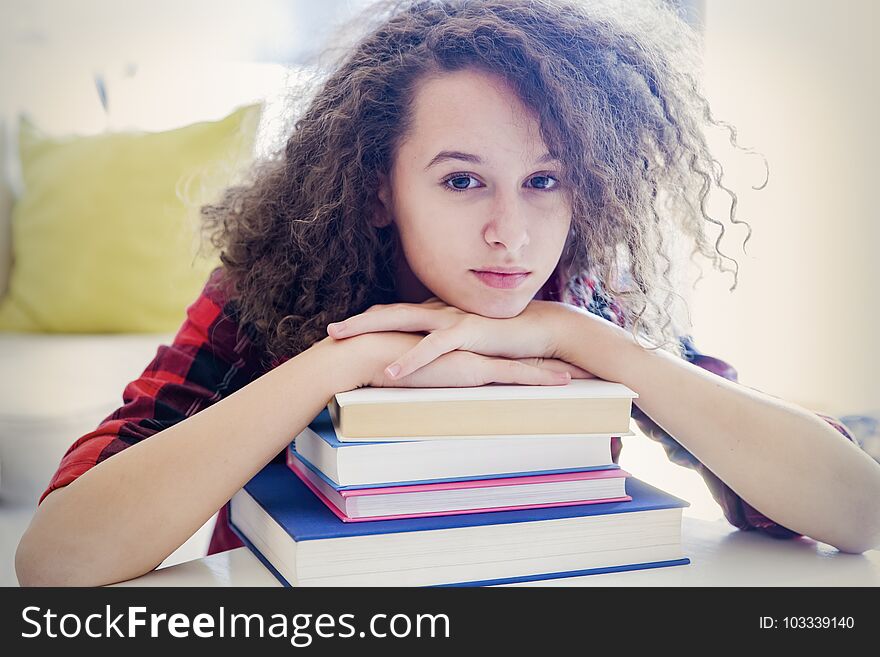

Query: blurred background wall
<box><xmin>691</xmin><ymin>0</ymin><xmax>878</xmax><ymax>418</ymax></box>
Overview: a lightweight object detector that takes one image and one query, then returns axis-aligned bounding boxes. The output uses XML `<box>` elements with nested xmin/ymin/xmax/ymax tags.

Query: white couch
<box><xmin>0</xmin><ymin>134</ymin><xmax>211</xmax><ymax>583</ymax></box>
<box><xmin>0</xmin><ymin>133</ymin><xmax>177</xmax><ymax>497</ymax></box>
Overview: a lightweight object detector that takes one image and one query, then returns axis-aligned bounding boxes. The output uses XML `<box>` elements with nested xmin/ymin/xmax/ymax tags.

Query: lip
<box><xmin>473</xmin><ymin>266</ymin><xmax>531</xmax><ymax>274</ymax></box>
<box><xmin>471</xmin><ymin>269</ymin><xmax>531</xmax><ymax>289</ymax></box>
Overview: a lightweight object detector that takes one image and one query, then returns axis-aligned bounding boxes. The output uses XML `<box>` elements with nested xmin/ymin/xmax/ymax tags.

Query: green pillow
<box><xmin>0</xmin><ymin>104</ymin><xmax>261</xmax><ymax>332</ymax></box>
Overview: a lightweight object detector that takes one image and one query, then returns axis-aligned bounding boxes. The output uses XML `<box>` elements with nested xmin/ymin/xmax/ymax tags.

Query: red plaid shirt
<box><xmin>40</xmin><ymin>267</ymin><xmax>859</xmax><ymax>555</ymax></box>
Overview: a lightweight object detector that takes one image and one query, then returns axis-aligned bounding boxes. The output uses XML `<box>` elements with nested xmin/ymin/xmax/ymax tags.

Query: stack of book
<box><xmin>229</xmin><ymin>379</ymin><xmax>691</xmax><ymax>586</ymax></box>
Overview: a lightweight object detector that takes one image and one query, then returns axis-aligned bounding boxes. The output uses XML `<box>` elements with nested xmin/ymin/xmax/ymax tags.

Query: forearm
<box><xmin>556</xmin><ymin>310</ymin><xmax>880</xmax><ymax>553</ymax></box>
<box><xmin>16</xmin><ymin>336</ymin><xmax>358</xmax><ymax>586</ymax></box>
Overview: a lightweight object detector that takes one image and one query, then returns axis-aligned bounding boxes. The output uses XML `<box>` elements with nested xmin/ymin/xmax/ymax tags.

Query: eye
<box><xmin>440</xmin><ymin>172</ymin><xmax>562</xmax><ymax>194</ymax></box>
<box><xmin>442</xmin><ymin>173</ymin><xmax>482</xmax><ymax>193</ymax></box>
<box><xmin>527</xmin><ymin>174</ymin><xmax>560</xmax><ymax>190</ymax></box>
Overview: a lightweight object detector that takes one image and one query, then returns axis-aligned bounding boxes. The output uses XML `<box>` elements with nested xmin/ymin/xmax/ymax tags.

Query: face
<box><xmin>374</xmin><ymin>68</ymin><xmax>572</xmax><ymax>318</ymax></box>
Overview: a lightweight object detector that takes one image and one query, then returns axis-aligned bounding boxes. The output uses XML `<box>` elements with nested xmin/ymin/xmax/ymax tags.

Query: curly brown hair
<box><xmin>200</xmin><ymin>0</ymin><xmax>760</xmax><ymax>369</ymax></box>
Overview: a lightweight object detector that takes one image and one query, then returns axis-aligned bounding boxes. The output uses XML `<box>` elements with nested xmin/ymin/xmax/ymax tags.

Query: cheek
<box><xmin>390</xmin><ymin>178</ymin><xmax>472</xmax><ymax>292</ymax></box>
<box><xmin>397</xmin><ymin>206</ymin><xmax>471</xmax><ymax>265</ymax></box>
<box><xmin>534</xmin><ymin>212</ymin><xmax>572</xmax><ymax>256</ymax></box>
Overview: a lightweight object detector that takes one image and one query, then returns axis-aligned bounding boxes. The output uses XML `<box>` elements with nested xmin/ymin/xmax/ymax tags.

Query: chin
<box><xmin>463</xmin><ymin>292</ymin><xmax>530</xmax><ymax>319</ymax></box>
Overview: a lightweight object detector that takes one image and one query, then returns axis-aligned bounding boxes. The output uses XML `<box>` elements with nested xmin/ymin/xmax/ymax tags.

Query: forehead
<box><xmin>400</xmin><ymin>68</ymin><xmax>550</xmax><ymax>166</ymax></box>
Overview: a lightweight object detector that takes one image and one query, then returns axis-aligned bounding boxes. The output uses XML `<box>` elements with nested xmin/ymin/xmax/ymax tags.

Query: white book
<box><xmin>287</xmin><ymin>448</ymin><xmax>632</xmax><ymax>520</ymax></box>
<box><xmin>329</xmin><ymin>379</ymin><xmax>638</xmax><ymax>440</ymax></box>
<box><xmin>294</xmin><ymin>408</ymin><xmax>630</xmax><ymax>487</ymax></box>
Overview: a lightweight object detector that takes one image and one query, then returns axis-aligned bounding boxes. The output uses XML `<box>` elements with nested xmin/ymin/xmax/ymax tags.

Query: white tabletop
<box><xmin>112</xmin><ymin>516</ymin><xmax>880</xmax><ymax>587</ymax></box>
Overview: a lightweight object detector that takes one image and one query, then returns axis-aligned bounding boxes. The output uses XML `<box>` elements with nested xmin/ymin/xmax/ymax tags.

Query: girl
<box><xmin>17</xmin><ymin>0</ymin><xmax>880</xmax><ymax>586</ymax></box>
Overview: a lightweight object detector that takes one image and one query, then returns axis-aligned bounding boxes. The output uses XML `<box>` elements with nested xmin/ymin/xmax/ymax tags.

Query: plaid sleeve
<box><xmin>630</xmin><ymin>335</ymin><xmax>859</xmax><ymax>539</ymax></box>
<box><xmin>38</xmin><ymin>267</ymin><xmax>262</xmax><ymax>506</ymax></box>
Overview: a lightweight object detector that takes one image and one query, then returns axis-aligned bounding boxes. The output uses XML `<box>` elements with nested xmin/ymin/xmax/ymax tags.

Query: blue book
<box><xmin>229</xmin><ymin>462</ymin><xmax>691</xmax><ymax>587</ymax></box>
<box><xmin>295</xmin><ymin>409</ymin><xmax>625</xmax><ymax>486</ymax></box>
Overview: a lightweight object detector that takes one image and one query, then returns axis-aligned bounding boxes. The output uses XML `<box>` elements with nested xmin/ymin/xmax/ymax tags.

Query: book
<box><xmin>286</xmin><ymin>446</ymin><xmax>632</xmax><ymax>521</ymax></box>
<box><xmin>228</xmin><ymin>462</ymin><xmax>691</xmax><ymax>587</ymax></box>
<box><xmin>329</xmin><ymin>379</ymin><xmax>638</xmax><ymax>439</ymax></box>
<box><xmin>329</xmin><ymin>405</ymin><xmax>631</xmax><ymax>443</ymax></box>
<box><xmin>295</xmin><ymin>409</ymin><xmax>629</xmax><ymax>486</ymax></box>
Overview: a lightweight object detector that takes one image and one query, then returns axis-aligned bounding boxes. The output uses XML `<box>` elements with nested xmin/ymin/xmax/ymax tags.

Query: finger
<box><xmin>517</xmin><ymin>357</ymin><xmax>596</xmax><ymax>379</ymax></box>
<box><xmin>567</xmin><ymin>365</ymin><xmax>596</xmax><ymax>379</ymax></box>
<box><xmin>385</xmin><ymin>329</ymin><xmax>461</xmax><ymax>379</ymax></box>
<box><xmin>486</xmin><ymin>359</ymin><xmax>571</xmax><ymax>386</ymax></box>
<box><xmin>535</xmin><ymin>358</ymin><xmax>595</xmax><ymax>378</ymax></box>
<box><xmin>328</xmin><ymin>305</ymin><xmax>437</xmax><ymax>338</ymax></box>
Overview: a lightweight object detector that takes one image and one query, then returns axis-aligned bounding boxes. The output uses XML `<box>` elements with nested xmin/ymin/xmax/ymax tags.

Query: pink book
<box><xmin>286</xmin><ymin>448</ymin><xmax>632</xmax><ymax>523</ymax></box>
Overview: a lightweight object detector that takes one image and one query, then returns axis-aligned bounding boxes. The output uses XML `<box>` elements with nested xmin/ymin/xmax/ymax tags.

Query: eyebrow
<box><xmin>424</xmin><ymin>150</ymin><xmax>560</xmax><ymax>170</ymax></box>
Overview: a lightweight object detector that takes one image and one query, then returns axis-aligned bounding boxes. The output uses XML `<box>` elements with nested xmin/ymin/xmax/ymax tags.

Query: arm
<box><xmin>17</xmin><ymin>337</ymin><xmax>351</xmax><ymax>587</ymax></box>
<box><xmin>15</xmin><ymin>273</ymin><xmax>362</xmax><ymax>586</ymax></box>
<box><xmin>554</xmin><ymin>308</ymin><xmax>880</xmax><ymax>554</ymax></box>
<box><xmin>631</xmin><ymin>335</ymin><xmax>858</xmax><ymax>538</ymax></box>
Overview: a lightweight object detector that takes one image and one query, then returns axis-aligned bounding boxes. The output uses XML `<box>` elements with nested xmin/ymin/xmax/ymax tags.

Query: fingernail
<box><xmin>386</xmin><ymin>363</ymin><xmax>401</xmax><ymax>378</ymax></box>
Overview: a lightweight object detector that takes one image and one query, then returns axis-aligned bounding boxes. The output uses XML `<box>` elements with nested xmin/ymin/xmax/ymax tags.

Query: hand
<box><xmin>328</xmin><ymin>297</ymin><xmax>577</xmax><ymax>381</ymax></box>
<box><xmin>341</xmin><ymin>331</ymin><xmax>595</xmax><ymax>389</ymax></box>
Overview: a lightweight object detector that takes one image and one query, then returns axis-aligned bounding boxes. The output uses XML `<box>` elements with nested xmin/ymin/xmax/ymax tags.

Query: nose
<box><xmin>483</xmin><ymin>192</ymin><xmax>530</xmax><ymax>252</ymax></box>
